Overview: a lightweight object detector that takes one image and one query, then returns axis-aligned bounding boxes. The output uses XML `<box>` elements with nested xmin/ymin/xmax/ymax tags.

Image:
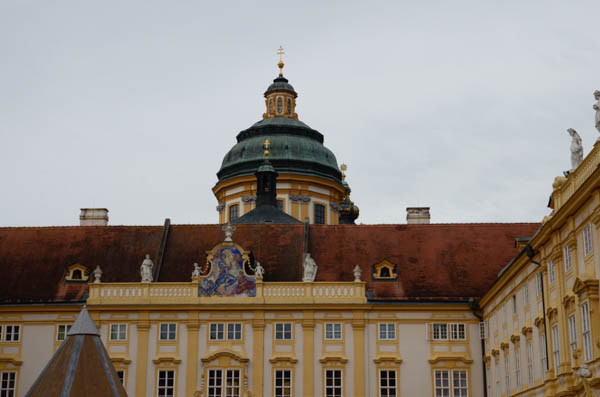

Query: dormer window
<box><xmin>65</xmin><ymin>264</ymin><xmax>89</xmax><ymax>282</ymax></box>
<box><xmin>373</xmin><ymin>260</ymin><xmax>397</xmax><ymax>280</ymax></box>
<box><xmin>277</xmin><ymin>97</ymin><xmax>283</xmax><ymax>114</ymax></box>
<box><xmin>287</xmin><ymin>99</ymin><xmax>292</xmax><ymax>116</ymax></box>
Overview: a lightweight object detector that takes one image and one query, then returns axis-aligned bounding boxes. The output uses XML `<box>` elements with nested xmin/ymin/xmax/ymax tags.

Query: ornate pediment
<box><xmin>372</xmin><ymin>260</ymin><xmax>397</xmax><ymax>280</ymax></box>
<box><xmin>572</xmin><ymin>274</ymin><xmax>599</xmax><ymax>299</ymax></box>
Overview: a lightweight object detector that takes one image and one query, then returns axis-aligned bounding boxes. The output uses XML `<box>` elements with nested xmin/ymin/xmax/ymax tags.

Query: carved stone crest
<box><xmin>289</xmin><ymin>194</ymin><xmax>311</xmax><ymax>203</ymax></box>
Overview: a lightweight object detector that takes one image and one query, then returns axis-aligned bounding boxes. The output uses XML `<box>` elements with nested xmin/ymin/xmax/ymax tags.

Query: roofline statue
<box><xmin>140</xmin><ymin>254</ymin><xmax>154</xmax><ymax>283</ymax></box>
<box><xmin>594</xmin><ymin>90</ymin><xmax>600</xmax><ymax>136</ymax></box>
<box><xmin>568</xmin><ymin>128</ymin><xmax>583</xmax><ymax>171</ymax></box>
<box><xmin>302</xmin><ymin>253</ymin><xmax>318</xmax><ymax>282</ymax></box>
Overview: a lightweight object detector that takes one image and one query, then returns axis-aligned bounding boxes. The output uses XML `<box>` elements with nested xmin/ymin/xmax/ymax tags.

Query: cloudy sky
<box><xmin>1</xmin><ymin>1</ymin><xmax>599</xmax><ymax>226</ymax></box>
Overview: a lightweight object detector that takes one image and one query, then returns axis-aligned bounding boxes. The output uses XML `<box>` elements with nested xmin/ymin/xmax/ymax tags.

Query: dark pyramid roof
<box><xmin>26</xmin><ymin>307</ymin><xmax>127</xmax><ymax>397</ymax></box>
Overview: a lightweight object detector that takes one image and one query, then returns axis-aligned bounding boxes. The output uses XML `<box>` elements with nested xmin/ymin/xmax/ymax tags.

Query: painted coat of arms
<box><xmin>198</xmin><ymin>243</ymin><xmax>256</xmax><ymax>297</ymax></box>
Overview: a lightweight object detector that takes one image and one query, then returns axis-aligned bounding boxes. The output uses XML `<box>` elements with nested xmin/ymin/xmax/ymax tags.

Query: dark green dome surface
<box><xmin>217</xmin><ymin>117</ymin><xmax>342</xmax><ymax>183</ymax></box>
<box><xmin>265</xmin><ymin>76</ymin><xmax>296</xmax><ymax>94</ymax></box>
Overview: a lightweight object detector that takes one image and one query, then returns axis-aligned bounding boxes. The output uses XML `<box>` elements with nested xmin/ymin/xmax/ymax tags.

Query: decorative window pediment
<box><xmin>373</xmin><ymin>260</ymin><xmax>397</xmax><ymax>280</ymax></box>
<box><xmin>65</xmin><ymin>264</ymin><xmax>89</xmax><ymax>282</ymax></box>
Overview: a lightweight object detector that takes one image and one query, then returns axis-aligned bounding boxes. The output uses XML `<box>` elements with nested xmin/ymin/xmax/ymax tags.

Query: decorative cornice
<box><xmin>546</xmin><ymin>307</ymin><xmax>559</xmax><ymax>321</ymax></box>
<box><xmin>136</xmin><ymin>321</ymin><xmax>151</xmax><ymax>331</ymax></box>
<box><xmin>428</xmin><ymin>355</ymin><xmax>473</xmax><ymax>364</ymax></box>
<box><xmin>152</xmin><ymin>356</ymin><xmax>182</xmax><ymax>364</ymax></box>
<box><xmin>373</xmin><ymin>355</ymin><xmax>403</xmax><ymax>364</ymax></box>
<box><xmin>351</xmin><ymin>319</ymin><xmax>366</xmax><ymax>329</ymax></box>
<box><xmin>241</xmin><ymin>195</ymin><xmax>256</xmax><ymax>203</ymax></box>
<box><xmin>573</xmin><ymin>275</ymin><xmax>599</xmax><ymax>299</ymax></box>
<box><xmin>562</xmin><ymin>294</ymin><xmax>576</xmax><ymax>309</ymax></box>
<box><xmin>534</xmin><ymin>316</ymin><xmax>545</xmax><ymax>329</ymax></box>
<box><xmin>289</xmin><ymin>194</ymin><xmax>311</xmax><ymax>203</ymax></box>
<box><xmin>110</xmin><ymin>356</ymin><xmax>132</xmax><ymax>365</ymax></box>
<box><xmin>302</xmin><ymin>319</ymin><xmax>315</xmax><ymax>329</ymax></box>
<box><xmin>252</xmin><ymin>319</ymin><xmax>265</xmax><ymax>330</ymax></box>
<box><xmin>201</xmin><ymin>350</ymin><xmax>249</xmax><ymax>363</ymax></box>
<box><xmin>319</xmin><ymin>355</ymin><xmax>348</xmax><ymax>364</ymax></box>
<box><xmin>0</xmin><ymin>357</ymin><xmax>23</xmax><ymax>366</ymax></box>
<box><xmin>269</xmin><ymin>355</ymin><xmax>298</xmax><ymax>364</ymax></box>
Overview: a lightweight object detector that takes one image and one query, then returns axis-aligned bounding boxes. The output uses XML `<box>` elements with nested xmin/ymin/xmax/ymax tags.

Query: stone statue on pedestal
<box><xmin>254</xmin><ymin>261</ymin><xmax>264</xmax><ymax>280</ymax></box>
<box><xmin>140</xmin><ymin>254</ymin><xmax>154</xmax><ymax>283</ymax></box>
<box><xmin>353</xmin><ymin>265</ymin><xmax>362</xmax><ymax>282</ymax></box>
<box><xmin>93</xmin><ymin>265</ymin><xmax>102</xmax><ymax>284</ymax></box>
<box><xmin>594</xmin><ymin>90</ymin><xmax>600</xmax><ymax>135</ymax></box>
<box><xmin>302</xmin><ymin>253</ymin><xmax>318</xmax><ymax>282</ymax></box>
<box><xmin>191</xmin><ymin>262</ymin><xmax>201</xmax><ymax>280</ymax></box>
<box><xmin>568</xmin><ymin>128</ymin><xmax>583</xmax><ymax>171</ymax></box>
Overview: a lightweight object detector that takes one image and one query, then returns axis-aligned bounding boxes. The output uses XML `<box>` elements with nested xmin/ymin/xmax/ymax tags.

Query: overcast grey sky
<box><xmin>1</xmin><ymin>1</ymin><xmax>599</xmax><ymax>226</ymax></box>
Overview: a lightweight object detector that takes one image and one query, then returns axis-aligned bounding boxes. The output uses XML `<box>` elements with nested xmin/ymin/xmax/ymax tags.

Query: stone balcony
<box><xmin>87</xmin><ymin>280</ymin><xmax>366</xmax><ymax>306</ymax></box>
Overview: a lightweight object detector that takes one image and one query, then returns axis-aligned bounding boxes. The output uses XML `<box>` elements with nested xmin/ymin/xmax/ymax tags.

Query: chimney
<box><xmin>406</xmin><ymin>207</ymin><xmax>430</xmax><ymax>224</ymax></box>
<box><xmin>80</xmin><ymin>208</ymin><xmax>109</xmax><ymax>226</ymax></box>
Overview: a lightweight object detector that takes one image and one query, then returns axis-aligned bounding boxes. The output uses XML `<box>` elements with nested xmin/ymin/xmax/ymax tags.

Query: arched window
<box><xmin>269</xmin><ymin>99</ymin><xmax>273</xmax><ymax>114</ymax></box>
<box><xmin>71</xmin><ymin>269</ymin><xmax>82</xmax><ymax>280</ymax></box>
<box><xmin>287</xmin><ymin>99</ymin><xmax>292</xmax><ymax>115</ymax></box>
<box><xmin>314</xmin><ymin>204</ymin><xmax>325</xmax><ymax>224</ymax></box>
<box><xmin>229</xmin><ymin>204</ymin><xmax>239</xmax><ymax>222</ymax></box>
<box><xmin>277</xmin><ymin>97</ymin><xmax>283</xmax><ymax>114</ymax></box>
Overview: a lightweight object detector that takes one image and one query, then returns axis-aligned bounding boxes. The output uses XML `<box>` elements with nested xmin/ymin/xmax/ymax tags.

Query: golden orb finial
<box><xmin>340</xmin><ymin>163</ymin><xmax>347</xmax><ymax>180</ymax></box>
<box><xmin>277</xmin><ymin>46</ymin><xmax>285</xmax><ymax>76</ymax></box>
<box><xmin>264</xmin><ymin>138</ymin><xmax>270</xmax><ymax>159</ymax></box>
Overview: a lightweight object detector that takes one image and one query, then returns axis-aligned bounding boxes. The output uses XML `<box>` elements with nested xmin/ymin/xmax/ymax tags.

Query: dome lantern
<box><xmin>263</xmin><ymin>47</ymin><xmax>298</xmax><ymax>120</ymax></box>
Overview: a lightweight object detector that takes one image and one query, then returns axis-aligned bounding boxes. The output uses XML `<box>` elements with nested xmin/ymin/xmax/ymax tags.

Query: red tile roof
<box><xmin>0</xmin><ymin>223</ymin><xmax>539</xmax><ymax>303</ymax></box>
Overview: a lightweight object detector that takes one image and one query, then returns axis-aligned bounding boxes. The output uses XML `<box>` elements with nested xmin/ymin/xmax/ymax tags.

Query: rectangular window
<box><xmin>274</xmin><ymin>369</ymin><xmax>292</xmax><ymax>397</ymax></box>
<box><xmin>379</xmin><ymin>323</ymin><xmax>396</xmax><ymax>340</ymax></box>
<box><xmin>568</xmin><ymin>314</ymin><xmax>578</xmax><ymax>354</ymax></box>
<box><xmin>324</xmin><ymin>323</ymin><xmax>342</xmax><ymax>340</ymax></box>
<box><xmin>452</xmin><ymin>370</ymin><xmax>468</xmax><ymax>397</ymax></box>
<box><xmin>57</xmin><ymin>324</ymin><xmax>72</xmax><ymax>341</ymax></box>
<box><xmin>434</xmin><ymin>370</ymin><xmax>450</xmax><ymax>397</ymax></box>
<box><xmin>548</xmin><ymin>260</ymin><xmax>556</xmax><ymax>284</ymax></box>
<box><xmin>3</xmin><ymin>325</ymin><xmax>20</xmax><ymax>342</ymax></box>
<box><xmin>314</xmin><ymin>204</ymin><xmax>325</xmax><ymax>225</ymax></box>
<box><xmin>504</xmin><ymin>354</ymin><xmax>510</xmax><ymax>394</ymax></box>
<box><xmin>583</xmin><ymin>224</ymin><xmax>593</xmax><ymax>255</ymax></box>
<box><xmin>210</xmin><ymin>323</ymin><xmax>225</xmax><ymax>341</ymax></box>
<box><xmin>552</xmin><ymin>325</ymin><xmax>560</xmax><ymax>376</ymax></box>
<box><xmin>227</xmin><ymin>323</ymin><xmax>242</xmax><ymax>340</ymax></box>
<box><xmin>157</xmin><ymin>369</ymin><xmax>175</xmax><ymax>397</ymax></box>
<box><xmin>432</xmin><ymin>323</ymin><xmax>448</xmax><ymax>340</ymax></box>
<box><xmin>514</xmin><ymin>348</ymin><xmax>521</xmax><ymax>390</ymax></box>
<box><xmin>523</xmin><ymin>283</ymin><xmax>529</xmax><ymax>307</ymax></box>
<box><xmin>109</xmin><ymin>324</ymin><xmax>127</xmax><ymax>341</ymax></box>
<box><xmin>564</xmin><ymin>246</ymin><xmax>572</xmax><ymax>271</ymax></box>
<box><xmin>450</xmin><ymin>323</ymin><xmax>466</xmax><ymax>340</ymax></box>
<box><xmin>536</xmin><ymin>272</ymin><xmax>543</xmax><ymax>297</ymax></box>
<box><xmin>379</xmin><ymin>370</ymin><xmax>397</xmax><ymax>397</ymax></box>
<box><xmin>159</xmin><ymin>323</ymin><xmax>177</xmax><ymax>341</ymax></box>
<box><xmin>479</xmin><ymin>321</ymin><xmax>487</xmax><ymax>340</ymax></box>
<box><xmin>324</xmin><ymin>369</ymin><xmax>342</xmax><ymax>397</ymax></box>
<box><xmin>526</xmin><ymin>341</ymin><xmax>533</xmax><ymax>386</ymax></box>
<box><xmin>229</xmin><ymin>204</ymin><xmax>239</xmax><ymax>222</ymax></box>
<box><xmin>225</xmin><ymin>369</ymin><xmax>241</xmax><ymax>397</ymax></box>
<box><xmin>275</xmin><ymin>323</ymin><xmax>292</xmax><ymax>341</ymax></box>
<box><xmin>540</xmin><ymin>333</ymin><xmax>548</xmax><ymax>380</ymax></box>
<box><xmin>512</xmin><ymin>295</ymin><xmax>517</xmax><ymax>314</ymax></box>
<box><xmin>208</xmin><ymin>369</ymin><xmax>223</xmax><ymax>397</ymax></box>
<box><xmin>0</xmin><ymin>372</ymin><xmax>17</xmax><ymax>397</ymax></box>
<box><xmin>116</xmin><ymin>370</ymin><xmax>125</xmax><ymax>385</ymax></box>
<box><xmin>581</xmin><ymin>302</ymin><xmax>593</xmax><ymax>362</ymax></box>
<box><xmin>276</xmin><ymin>199</ymin><xmax>284</xmax><ymax>211</ymax></box>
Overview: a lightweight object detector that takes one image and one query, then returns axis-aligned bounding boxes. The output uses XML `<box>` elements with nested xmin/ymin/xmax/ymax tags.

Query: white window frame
<box><xmin>56</xmin><ymin>324</ymin><xmax>72</xmax><ymax>341</ymax></box>
<box><xmin>378</xmin><ymin>323</ymin><xmax>396</xmax><ymax>340</ymax></box>
<box><xmin>523</xmin><ymin>282</ymin><xmax>529</xmax><ymax>307</ymax></box>
<box><xmin>536</xmin><ymin>272</ymin><xmax>543</xmax><ymax>296</ymax></box>
<box><xmin>564</xmin><ymin>245</ymin><xmax>572</xmax><ymax>271</ymax></box>
<box><xmin>434</xmin><ymin>369</ymin><xmax>450</xmax><ymax>397</ymax></box>
<box><xmin>432</xmin><ymin>323</ymin><xmax>448</xmax><ymax>340</ymax></box>
<box><xmin>159</xmin><ymin>323</ymin><xmax>177</xmax><ymax>341</ymax></box>
<box><xmin>568</xmin><ymin>314</ymin><xmax>578</xmax><ymax>355</ymax></box>
<box><xmin>209</xmin><ymin>323</ymin><xmax>225</xmax><ymax>341</ymax></box>
<box><xmin>504</xmin><ymin>354</ymin><xmax>510</xmax><ymax>394</ymax></box>
<box><xmin>450</xmin><ymin>323</ymin><xmax>466</xmax><ymax>340</ymax></box>
<box><xmin>0</xmin><ymin>371</ymin><xmax>17</xmax><ymax>397</ymax></box>
<box><xmin>583</xmin><ymin>224</ymin><xmax>593</xmax><ymax>256</ymax></box>
<box><xmin>552</xmin><ymin>325</ymin><xmax>560</xmax><ymax>376</ymax></box>
<box><xmin>207</xmin><ymin>369</ymin><xmax>222</xmax><ymax>397</ymax></box>
<box><xmin>109</xmin><ymin>323</ymin><xmax>127</xmax><ymax>341</ymax></box>
<box><xmin>227</xmin><ymin>323</ymin><xmax>242</xmax><ymax>341</ymax></box>
<box><xmin>453</xmin><ymin>370</ymin><xmax>468</xmax><ymax>397</ymax></box>
<box><xmin>3</xmin><ymin>325</ymin><xmax>20</xmax><ymax>342</ymax></box>
<box><xmin>526</xmin><ymin>340</ymin><xmax>533</xmax><ymax>386</ymax></box>
<box><xmin>225</xmin><ymin>369</ymin><xmax>241</xmax><ymax>397</ymax></box>
<box><xmin>275</xmin><ymin>323</ymin><xmax>292</xmax><ymax>341</ymax></box>
<box><xmin>324</xmin><ymin>369</ymin><xmax>343</xmax><ymax>396</ymax></box>
<box><xmin>548</xmin><ymin>260</ymin><xmax>556</xmax><ymax>284</ymax></box>
<box><xmin>379</xmin><ymin>369</ymin><xmax>397</xmax><ymax>397</ymax></box>
<box><xmin>324</xmin><ymin>323</ymin><xmax>342</xmax><ymax>340</ymax></box>
<box><xmin>274</xmin><ymin>369</ymin><xmax>292</xmax><ymax>397</ymax></box>
<box><xmin>540</xmin><ymin>333</ymin><xmax>548</xmax><ymax>380</ymax></box>
<box><xmin>581</xmin><ymin>301</ymin><xmax>593</xmax><ymax>362</ymax></box>
<box><xmin>514</xmin><ymin>347</ymin><xmax>521</xmax><ymax>390</ymax></box>
<box><xmin>157</xmin><ymin>369</ymin><xmax>175</xmax><ymax>397</ymax></box>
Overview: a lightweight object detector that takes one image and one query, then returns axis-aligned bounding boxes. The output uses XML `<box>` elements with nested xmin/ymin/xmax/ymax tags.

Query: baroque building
<box><xmin>0</xmin><ymin>58</ymin><xmax>599</xmax><ymax>397</ymax></box>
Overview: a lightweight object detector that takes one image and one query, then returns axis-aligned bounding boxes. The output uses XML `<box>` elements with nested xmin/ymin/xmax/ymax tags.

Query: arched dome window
<box><xmin>277</xmin><ymin>97</ymin><xmax>282</xmax><ymax>114</ymax></box>
<box><xmin>269</xmin><ymin>99</ymin><xmax>273</xmax><ymax>114</ymax></box>
<box><xmin>287</xmin><ymin>99</ymin><xmax>292</xmax><ymax>116</ymax></box>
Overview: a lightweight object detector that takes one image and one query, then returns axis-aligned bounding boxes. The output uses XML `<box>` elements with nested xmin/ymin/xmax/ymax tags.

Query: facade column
<box><xmin>252</xmin><ymin>313</ymin><xmax>265</xmax><ymax>397</ymax></box>
<box><xmin>135</xmin><ymin>318</ymin><xmax>150</xmax><ymax>397</ymax></box>
<box><xmin>302</xmin><ymin>311</ymin><xmax>315</xmax><ymax>397</ymax></box>
<box><xmin>185</xmin><ymin>319</ymin><xmax>200</xmax><ymax>396</ymax></box>
<box><xmin>352</xmin><ymin>312</ymin><xmax>366</xmax><ymax>397</ymax></box>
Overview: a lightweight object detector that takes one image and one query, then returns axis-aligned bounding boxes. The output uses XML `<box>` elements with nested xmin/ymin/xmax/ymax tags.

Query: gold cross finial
<box><xmin>264</xmin><ymin>138</ymin><xmax>270</xmax><ymax>159</ymax></box>
<box><xmin>277</xmin><ymin>46</ymin><xmax>285</xmax><ymax>76</ymax></box>
<box><xmin>340</xmin><ymin>163</ymin><xmax>347</xmax><ymax>180</ymax></box>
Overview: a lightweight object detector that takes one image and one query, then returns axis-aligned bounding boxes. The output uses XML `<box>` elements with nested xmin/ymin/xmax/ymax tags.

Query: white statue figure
<box><xmin>191</xmin><ymin>262</ymin><xmax>201</xmax><ymax>280</ymax></box>
<box><xmin>254</xmin><ymin>261</ymin><xmax>264</xmax><ymax>280</ymax></box>
<box><xmin>302</xmin><ymin>253</ymin><xmax>318</xmax><ymax>282</ymax></box>
<box><xmin>140</xmin><ymin>254</ymin><xmax>154</xmax><ymax>283</ymax></box>
<box><xmin>576</xmin><ymin>363</ymin><xmax>594</xmax><ymax>397</ymax></box>
<box><xmin>222</xmin><ymin>222</ymin><xmax>236</xmax><ymax>242</ymax></box>
<box><xmin>594</xmin><ymin>90</ymin><xmax>600</xmax><ymax>135</ymax></box>
<box><xmin>568</xmin><ymin>128</ymin><xmax>583</xmax><ymax>171</ymax></box>
<box><xmin>353</xmin><ymin>265</ymin><xmax>362</xmax><ymax>282</ymax></box>
<box><xmin>93</xmin><ymin>265</ymin><xmax>102</xmax><ymax>284</ymax></box>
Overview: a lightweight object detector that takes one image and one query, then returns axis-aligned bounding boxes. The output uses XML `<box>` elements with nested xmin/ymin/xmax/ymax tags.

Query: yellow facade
<box><xmin>480</xmin><ymin>141</ymin><xmax>600</xmax><ymax>397</ymax></box>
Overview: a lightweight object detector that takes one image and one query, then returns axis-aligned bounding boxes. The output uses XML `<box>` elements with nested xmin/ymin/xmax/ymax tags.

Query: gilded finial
<box><xmin>340</xmin><ymin>163</ymin><xmax>347</xmax><ymax>181</ymax></box>
<box><xmin>277</xmin><ymin>46</ymin><xmax>285</xmax><ymax>76</ymax></box>
<box><xmin>264</xmin><ymin>138</ymin><xmax>270</xmax><ymax>159</ymax></box>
